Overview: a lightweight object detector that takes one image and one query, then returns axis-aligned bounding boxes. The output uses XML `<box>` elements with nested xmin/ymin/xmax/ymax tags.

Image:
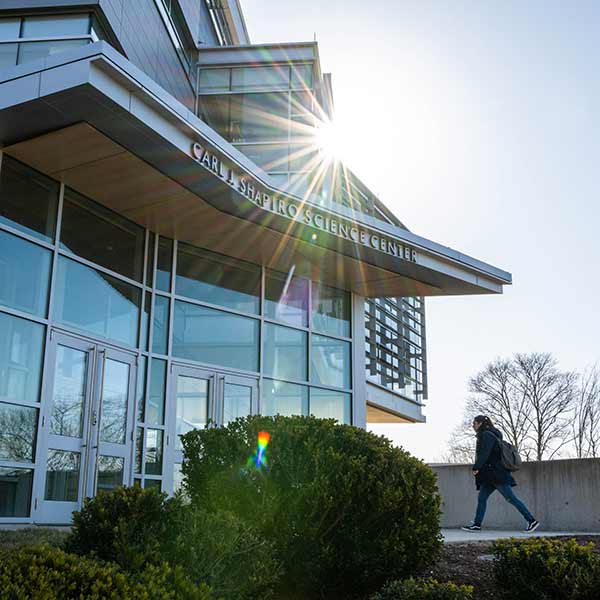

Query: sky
<box><xmin>242</xmin><ymin>0</ymin><xmax>600</xmax><ymax>462</ymax></box>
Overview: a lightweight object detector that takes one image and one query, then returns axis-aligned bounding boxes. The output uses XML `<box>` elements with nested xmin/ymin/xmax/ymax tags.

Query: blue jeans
<box><xmin>474</xmin><ymin>482</ymin><xmax>535</xmax><ymax>526</ymax></box>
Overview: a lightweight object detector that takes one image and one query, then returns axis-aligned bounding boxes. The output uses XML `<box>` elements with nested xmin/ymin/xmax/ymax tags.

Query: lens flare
<box><xmin>248</xmin><ymin>431</ymin><xmax>271</xmax><ymax>469</ymax></box>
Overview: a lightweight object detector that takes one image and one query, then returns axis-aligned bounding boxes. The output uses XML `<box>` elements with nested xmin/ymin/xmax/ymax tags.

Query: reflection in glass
<box><xmin>144</xmin><ymin>479</ymin><xmax>161</xmax><ymax>491</ymax></box>
<box><xmin>230</xmin><ymin>93</ymin><xmax>289</xmax><ymax>142</ymax></box>
<box><xmin>136</xmin><ymin>356</ymin><xmax>147</xmax><ymax>423</ymax></box>
<box><xmin>173</xmin><ymin>301</ymin><xmax>259</xmax><ymax>372</ymax></box>
<box><xmin>312</xmin><ymin>282</ymin><xmax>351</xmax><ymax>338</ymax></box>
<box><xmin>50</xmin><ymin>346</ymin><xmax>87</xmax><ymax>438</ymax></box>
<box><xmin>232</xmin><ymin>66</ymin><xmax>289</xmax><ymax>90</ymax></box>
<box><xmin>145</xmin><ymin>429</ymin><xmax>163</xmax><ymax>475</ymax></box>
<box><xmin>21</xmin><ymin>14</ymin><xmax>91</xmax><ymax>37</ymax></box>
<box><xmin>99</xmin><ymin>359</ymin><xmax>129</xmax><ymax>445</ymax></box>
<box><xmin>176</xmin><ymin>375</ymin><xmax>209</xmax><ymax>450</ymax></box>
<box><xmin>53</xmin><ymin>256</ymin><xmax>141</xmax><ymax>347</ymax></box>
<box><xmin>17</xmin><ymin>39</ymin><xmax>88</xmax><ymax>65</ymax></box>
<box><xmin>240</xmin><ymin>144</ymin><xmax>289</xmax><ymax>173</ymax></box>
<box><xmin>0</xmin><ymin>466</ymin><xmax>33</xmax><ymax>517</ymax></box>
<box><xmin>60</xmin><ymin>188</ymin><xmax>144</xmax><ymax>282</ymax></box>
<box><xmin>311</xmin><ymin>334</ymin><xmax>351</xmax><ymax>389</ymax></box>
<box><xmin>199</xmin><ymin>68</ymin><xmax>230</xmax><ymax>91</ymax></box>
<box><xmin>0</xmin><ymin>229</ymin><xmax>51</xmax><ymax>317</ymax></box>
<box><xmin>45</xmin><ymin>449</ymin><xmax>80</xmax><ymax>501</ymax></box>
<box><xmin>96</xmin><ymin>455</ymin><xmax>124</xmax><ymax>493</ymax></box>
<box><xmin>147</xmin><ymin>359</ymin><xmax>166</xmax><ymax>426</ymax></box>
<box><xmin>152</xmin><ymin>295</ymin><xmax>169</xmax><ymax>355</ymax></box>
<box><xmin>263</xmin><ymin>323</ymin><xmax>307</xmax><ymax>382</ymax></box>
<box><xmin>173</xmin><ymin>463</ymin><xmax>183</xmax><ymax>493</ymax></box>
<box><xmin>310</xmin><ymin>388</ymin><xmax>351</xmax><ymax>424</ymax></box>
<box><xmin>291</xmin><ymin>64</ymin><xmax>313</xmax><ymax>89</ymax></box>
<box><xmin>0</xmin><ymin>156</ymin><xmax>58</xmax><ymax>242</ymax></box>
<box><xmin>0</xmin><ymin>311</ymin><xmax>44</xmax><ymax>405</ymax></box>
<box><xmin>265</xmin><ymin>270</ymin><xmax>308</xmax><ymax>327</ymax></box>
<box><xmin>0</xmin><ymin>402</ymin><xmax>37</xmax><ymax>462</ymax></box>
<box><xmin>140</xmin><ymin>292</ymin><xmax>151</xmax><ymax>352</ymax></box>
<box><xmin>146</xmin><ymin>232</ymin><xmax>155</xmax><ymax>287</ymax></box>
<box><xmin>262</xmin><ymin>379</ymin><xmax>308</xmax><ymax>417</ymax></box>
<box><xmin>223</xmin><ymin>383</ymin><xmax>252</xmax><ymax>425</ymax></box>
<box><xmin>156</xmin><ymin>237</ymin><xmax>173</xmax><ymax>292</ymax></box>
<box><xmin>135</xmin><ymin>427</ymin><xmax>143</xmax><ymax>474</ymax></box>
<box><xmin>176</xmin><ymin>243</ymin><xmax>260</xmax><ymax>314</ymax></box>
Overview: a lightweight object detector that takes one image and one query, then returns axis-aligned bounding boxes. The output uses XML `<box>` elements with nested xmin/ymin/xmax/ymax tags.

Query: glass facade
<box><xmin>0</xmin><ymin>155</ymin><xmax>355</xmax><ymax>520</ymax></box>
<box><xmin>0</xmin><ymin>13</ymin><xmax>104</xmax><ymax>69</ymax></box>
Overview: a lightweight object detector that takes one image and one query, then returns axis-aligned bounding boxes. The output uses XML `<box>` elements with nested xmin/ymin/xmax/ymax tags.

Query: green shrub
<box><xmin>64</xmin><ymin>485</ymin><xmax>184</xmax><ymax>571</ymax></box>
<box><xmin>169</xmin><ymin>505</ymin><xmax>282</xmax><ymax>600</ymax></box>
<box><xmin>0</xmin><ymin>545</ymin><xmax>214</xmax><ymax>600</ymax></box>
<box><xmin>0</xmin><ymin>527</ymin><xmax>68</xmax><ymax>550</ymax></box>
<box><xmin>493</xmin><ymin>537</ymin><xmax>600</xmax><ymax>600</ymax></box>
<box><xmin>181</xmin><ymin>415</ymin><xmax>442</xmax><ymax>600</ymax></box>
<box><xmin>370</xmin><ymin>577</ymin><xmax>473</xmax><ymax>600</ymax></box>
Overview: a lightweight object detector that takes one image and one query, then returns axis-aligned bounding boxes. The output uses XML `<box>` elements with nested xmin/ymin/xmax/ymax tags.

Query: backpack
<box><xmin>491</xmin><ymin>432</ymin><xmax>522</xmax><ymax>472</ymax></box>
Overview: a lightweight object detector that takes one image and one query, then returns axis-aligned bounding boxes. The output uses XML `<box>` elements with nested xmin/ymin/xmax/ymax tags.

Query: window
<box><xmin>0</xmin><ymin>156</ymin><xmax>58</xmax><ymax>243</ymax></box>
<box><xmin>0</xmin><ymin>312</ymin><xmax>45</xmax><ymax>406</ymax></box>
<box><xmin>176</xmin><ymin>243</ymin><xmax>260</xmax><ymax>314</ymax></box>
<box><xmin>0</xmin><ymin>13</ymin><xmax>100</xmax><ymax>69</ymax></box>
<box><xmin>265</xmin><ymin>269</ymin><xmax>308</xmax><ymax>327</ymax></box>
<box><xmin>173</xmin><ymin>300</ymin><xmax>259</xmax><ymax>372</ymax></box>
<box><xmin>60</xmin><ymin>188</ymin><xmax>145</xmax><ymax>282</ymax></box>
<box><xmin>53</xmin><ymin>256</ymin><xmax>141</xmax><ymax>347</ymax></box>
<box><xmin>0</xmin><ymin>466</ymin><xmax>33</xmax><ymax>517</ymax></box>
<box><xmin>311</xmin><ymin>334</ymin><xmax>351</xmax><ymax>389</ymax></box>
<box><xmin>312</xmin><ymin>283</ymin><xmax>351</xmax><ymax>338</ymax></box>
<box><xmin>309</xmin><ymin>388</ymin><xmax>351</xmax><ymax>424</ymax></box>
<box><xmin>262</xmin><ymin>379</ymin><xmax>308</xmax><ymax>417</ymax></box>
<box><xmin>0</xmin><ymin>229</ymin><xmax>51</xmax><ymax>317</ymax></box>
<box><xmin>263</xmin><ymin>323</ymin><xmax>307</xmax><ymax>382</ymax></box>
<box><xmin>0</xmin><ymin>403</ymin><xmax>37</xmax><ymax>463</ymax></box>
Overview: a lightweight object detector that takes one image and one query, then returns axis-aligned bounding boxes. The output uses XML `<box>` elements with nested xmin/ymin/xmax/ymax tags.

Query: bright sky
<box><xmin>242</xmin><ymin>0</ymin><xmax>600</xmax><ymax>462</ymax></box>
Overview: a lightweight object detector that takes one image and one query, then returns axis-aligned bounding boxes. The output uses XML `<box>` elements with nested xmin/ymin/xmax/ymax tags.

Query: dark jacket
<box><xmin>472</xmin><ymin>426</ymin><xmax>516</xmax><ymax>490</ymax></box>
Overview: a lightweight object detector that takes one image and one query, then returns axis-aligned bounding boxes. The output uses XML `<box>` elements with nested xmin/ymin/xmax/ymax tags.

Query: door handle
<box><xmin>91</xmin><ymin>410</ymin><xmax>98</xmax><ymax>426</ymax></box>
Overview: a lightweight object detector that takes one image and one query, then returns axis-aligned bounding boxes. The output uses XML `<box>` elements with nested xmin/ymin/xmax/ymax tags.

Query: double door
<box><xmin>168</xmin><ymin>364</ymin><xmax>258</xmax><ymax>490</ymax></box>
<box><xmin>35</xmin><ymin>331</ymin><xmax>137</xmax><ymax>523</ymax></box>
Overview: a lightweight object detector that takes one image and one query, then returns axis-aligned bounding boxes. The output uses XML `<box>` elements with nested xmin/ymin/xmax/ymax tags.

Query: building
<box><xmin>0</xmin><ymin>1</ymin><xmax>511</xmax><ymax>524</ymax></box>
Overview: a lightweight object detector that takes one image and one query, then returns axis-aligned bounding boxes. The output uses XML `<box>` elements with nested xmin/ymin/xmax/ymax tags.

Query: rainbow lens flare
<box><xmin>248</xmin><ymin>431</ymin><xmax>271</xmax><ymax>469</ymax></box>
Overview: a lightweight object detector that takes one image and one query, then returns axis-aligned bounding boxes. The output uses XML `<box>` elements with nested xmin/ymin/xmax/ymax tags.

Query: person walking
<box><xmin>461</xmin><ymin>415</ymin><xmax>540</xmax><ymax>533</ymax></box>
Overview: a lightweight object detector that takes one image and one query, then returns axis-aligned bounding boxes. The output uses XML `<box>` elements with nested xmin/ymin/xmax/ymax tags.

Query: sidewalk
<box><xmin>442</xmin><ymin>528</ymin><xmax>600</xmax><ymax>543</ymax></box>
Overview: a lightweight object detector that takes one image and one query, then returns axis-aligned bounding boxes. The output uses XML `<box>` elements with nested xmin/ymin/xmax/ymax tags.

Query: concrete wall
<box><xmin>431</xmin><ymin>458</ymin><xmax>600</xmax><ymax>531</ymax></box>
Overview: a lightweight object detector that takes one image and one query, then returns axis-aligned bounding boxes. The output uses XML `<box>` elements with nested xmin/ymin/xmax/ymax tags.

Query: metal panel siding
<box><xmin>98</xmin><ymin>0</ymin><xmax>194</xmax><ymax>109</ymax></box>
<box><xmin>177</xmin><ymin>0</ymin><xmax>200</xmax><ymax>42</ymax></box>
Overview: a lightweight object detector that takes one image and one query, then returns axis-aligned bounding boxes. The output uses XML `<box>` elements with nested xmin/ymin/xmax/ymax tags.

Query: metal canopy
<box><xmin>0</xmin><ymin>42</ymin><xmax>511</xmax><ymax>297</ymax></box>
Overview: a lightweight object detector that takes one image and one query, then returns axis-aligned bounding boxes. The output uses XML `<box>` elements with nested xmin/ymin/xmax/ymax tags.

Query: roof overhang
<box><xmin>0</xmin><ymin>43</ymin><xmax>511</xmax><ymax>297</ymax></box>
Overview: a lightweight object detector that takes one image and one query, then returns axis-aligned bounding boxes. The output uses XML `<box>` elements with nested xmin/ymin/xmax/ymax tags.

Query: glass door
<box><xmin>34</xmin><ymin>331</ymin><xmax>136</xmax><ymax>524</ymax></box>
<box><xmin>167</xmin><ymin>364</ymin><xmax>215</xmax><ymax>494</ymax></box>
<box><xmin>218</xmin><ymin>373</ymin><xmax>258</xmax><ymax>426</ymax></box>
<box><xmin>166</xmin><ymin>366</ymin><xmax>258</xmax><ymax>494</ymax></box>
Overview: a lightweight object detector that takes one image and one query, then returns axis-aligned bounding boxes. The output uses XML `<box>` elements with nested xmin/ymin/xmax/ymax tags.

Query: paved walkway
<box><xmin>442</xmin><ymin>528</ymin><xmax>600</xmax><ymax>543</ymax></box>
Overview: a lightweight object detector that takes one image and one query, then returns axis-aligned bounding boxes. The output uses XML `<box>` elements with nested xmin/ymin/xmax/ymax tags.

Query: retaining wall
<box><xmin>430</xmin><ymin>458</ymin><xmax>600</xmax><ymax>531</ymax></box>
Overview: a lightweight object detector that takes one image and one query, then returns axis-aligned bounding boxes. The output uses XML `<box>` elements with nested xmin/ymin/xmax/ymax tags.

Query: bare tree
<box><xmin>467</xmin><ymin>358</ymin><xmax>530</xmax><ymax>451</ymax></box>
<box><xmin>442</xmin><ymin>416</ymin><xmax>476</xmax><ymax>463</ymax></box>
<box><xmin>514</xmin><ymin>353</ymin><xmax>577</xmax><ymax>460</ymax></box>
<box><xmin>572</xmin><ymin>365</ymin><xmax>600</xmax><ymax>458</ymax></box>
<box><xmin>446</xmin><ymin>353</ymin><xmax>577</xmax><ymax>462</ymax></box>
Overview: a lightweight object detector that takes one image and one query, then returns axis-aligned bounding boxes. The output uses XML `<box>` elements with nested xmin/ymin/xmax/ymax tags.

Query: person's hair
<box><xmin>473</xmin><ymin>415</ymin><xmax>494</xmax><ymax>430</ymax></box>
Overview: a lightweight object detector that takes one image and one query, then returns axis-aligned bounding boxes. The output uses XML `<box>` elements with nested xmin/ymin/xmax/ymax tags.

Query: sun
<box><xmin>316</xmin><ymin>119</ymin><xmax>345</xmax><ymax>163</ymax></box>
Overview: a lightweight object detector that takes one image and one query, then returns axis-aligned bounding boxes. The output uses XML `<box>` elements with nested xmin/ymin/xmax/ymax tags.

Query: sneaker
<box><xmin>461</xmin><ymin>524</ymin><xmax>481</xmax><ymax>532</ymax></box>
<box><xmin>525</xmin><ymin>519</ymin><xmax>540</xmax><ymax>533</ymax></box>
